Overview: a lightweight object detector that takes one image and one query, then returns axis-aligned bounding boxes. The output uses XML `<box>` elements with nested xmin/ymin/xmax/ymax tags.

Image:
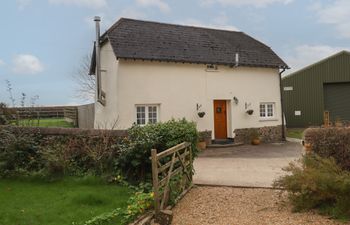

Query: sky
<box><xmin>0</xmin><ymin>0</ymin><xmax>349</xmax><ymax>106</ymax></box>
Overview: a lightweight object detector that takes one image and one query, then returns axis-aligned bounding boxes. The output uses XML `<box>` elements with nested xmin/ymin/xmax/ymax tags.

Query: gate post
<box><xmin>151</xmin><ymin>149</ymin><xmax>160</xmax><ymax>214</ymax></box>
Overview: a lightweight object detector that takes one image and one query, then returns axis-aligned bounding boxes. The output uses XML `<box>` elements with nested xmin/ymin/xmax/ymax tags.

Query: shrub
<box><xmin>0</xmin><ymin>127</ymin><xmax>43</xmax><ymax>177</ymax></box>
<box><xmin>117</xmin><ymin>119</ymin><xmax>199</xmax><ymax>181</ymax></box>
<box><xmin>304</xmin><ymin>128</ymin><xmax>350</xmax><ymax>170</ymax></box>
<box><xmin>274</xmin><ymin>154</ymin><xmax>350</xmax><ymax>220</ymax></box>
<box><xmin>0</xmin><ymin>103</ymin><xmax>12</xmax><ymax>125</ymax></box>
<box><xmin>0</xmin><ymin>126</ymin><xmax>121</xmax><ymax>178</ymax></box>
<box><xmin>40</xmin><ymin>134</ymin><xmax>119</xmax><ymax>177</ymax></box>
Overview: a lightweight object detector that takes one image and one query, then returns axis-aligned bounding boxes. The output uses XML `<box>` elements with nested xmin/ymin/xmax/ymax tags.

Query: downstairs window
<box><xmin>260</xmin><ymin>103</ymin><xmax>275</xmax><ymax>119</ymax></box>
<box><xmin>136</xmin><ymin>105</ymin><xmax>159</xmax><ymax>125</ymax></box>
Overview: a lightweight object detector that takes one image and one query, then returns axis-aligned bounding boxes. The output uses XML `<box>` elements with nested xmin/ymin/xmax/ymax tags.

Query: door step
<box><xmin>208</xmin><ymin>139</ymin><xmax>244</xmax><ymax>148</ymax></box>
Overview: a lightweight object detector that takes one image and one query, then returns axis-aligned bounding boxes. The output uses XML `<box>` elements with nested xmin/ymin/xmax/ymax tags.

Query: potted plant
<box><xmin>198</xmin><ymin>111</ymin><xmax>206</xmax><ymax>118</ymax></box>
<box><xmin>335</xmin><ymin>117</ymin><xmax>343</xmax><ymax>127</ymax></box>
<box><xmin>197</xmin><ymin>131</ymin><xmax>209</xmax><ymax>150</ymax></box>
<box><xmin>302</xmin><ymin>141</ymin><xmax>312</xmax><ymax>154</ymax></box>
<box><xmin>248</xmin><ymin>129</ymin><xmax>260</xmax><ymax>145</ymax></box>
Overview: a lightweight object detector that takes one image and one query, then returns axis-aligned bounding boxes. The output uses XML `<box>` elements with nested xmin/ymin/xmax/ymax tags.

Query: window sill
<box><xmin>259</xmin><ymin>118</ymin><xmax>278</xmax><ymax>122</ymax></box>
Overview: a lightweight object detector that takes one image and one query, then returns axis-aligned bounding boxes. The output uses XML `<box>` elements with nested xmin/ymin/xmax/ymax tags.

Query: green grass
<box><xmin>12</xmin><ymin>118</ymin><xmax>74</xmax><ymax>128</ymax></box>
<box><xmin>0</xmin><ymin>177</ymin><xmax>130</xmax><ymax>225</ymax></box>
<box><xmin>287</xmin><ymin>128</ymin><xmax>305</xmax><ymax>139</ymax></box>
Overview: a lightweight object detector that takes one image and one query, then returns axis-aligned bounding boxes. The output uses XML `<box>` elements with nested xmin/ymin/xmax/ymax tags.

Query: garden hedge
<box><xmin>0</xmin><ymin>119</ymin><xmax>199</xmax><ymax>181</ymax></box>
<box><xmin>304</xmin><ymin>127</ymin><xmax>350</xmax><ymax>170</ymax></box>
<box><xmin>0</xmin><ymin>126</ymin><xmax>125</xmax><ymax>177</ymax></box>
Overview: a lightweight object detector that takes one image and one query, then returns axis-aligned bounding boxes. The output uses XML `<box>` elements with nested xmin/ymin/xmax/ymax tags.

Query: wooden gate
<box><xmin>151</xmin><ymin>142</ymin><xmax>193</xmax><ymax>215</ymax></box>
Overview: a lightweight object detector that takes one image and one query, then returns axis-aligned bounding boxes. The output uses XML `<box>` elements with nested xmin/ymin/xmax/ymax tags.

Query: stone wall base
<box><xmin>234</xmin><ymin>125</ymin><xmax>284</xmax><ymax>144</ymax></box>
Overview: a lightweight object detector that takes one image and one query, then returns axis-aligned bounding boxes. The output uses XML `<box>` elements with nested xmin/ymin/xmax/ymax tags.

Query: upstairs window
<box><xmin>136</xmin><ymin>105</ymin><xmax>159</xmax><ymax>125</ymax></box>
<box><xmin>260</xmin><ymin>103</ymin><xmax>275</xmax><ymax>118</ymax></box>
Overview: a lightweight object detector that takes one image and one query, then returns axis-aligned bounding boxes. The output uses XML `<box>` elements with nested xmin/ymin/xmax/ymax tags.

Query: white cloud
<box><xmin>48</xmin><ymin>0</ymin><xmax>107</xmax><ymax>8</ymax></box>
<box><xmin>285</xmin><ymin>45</ymin><xmax>348</xmax><ymax>74</ymax></box>
<box><xmin>136</xmin><ymin>0</ymin><xmax>170</xmax><ymax>13</ymax></box>
<box><xmin>202</xmin><ymin>0</ymin><xmax>293</xmax><ymax>7</ymax></box>
<box><xmin>12</xmin><ymin>54</ymin><xmax>44</xmax><ymax>75</ymax></box>
<box><xmin>17</xmin><ymin>0</ymin><xmax>32</xmax><ymax>10</ymax></box>
<box><xmin>120</xmin><ymin>8</ymin><xmax>147</xmax><ymax>19</ymax></box>
<box><xmin>312</xmin><ymin>0</ymin><xmax>350</xmax><ymax>38</ymax></box>
<box><xmin>0</xmin><ymin>59</ymin><xmax>5</xmax><ymax>66</ymax></box>
<box><xmin>178</xmin><ymin>16</ymin><xmax>239</xmax><ymax>31</ymax></box>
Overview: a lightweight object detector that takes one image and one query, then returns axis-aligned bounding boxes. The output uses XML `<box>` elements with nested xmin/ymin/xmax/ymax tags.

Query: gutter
<box><xmin>279</xmin><ymin>67</ymin><xmax>287</xmax><ymax>141</ymax></box>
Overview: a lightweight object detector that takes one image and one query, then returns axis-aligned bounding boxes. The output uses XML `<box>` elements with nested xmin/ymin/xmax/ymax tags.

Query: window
<box><xmin>136</xmin><ymin>105</ymin><xmax>159</xmax><ymax>125</ymax></box>
<box><xmin>260</xmin><ymin>103</ymin><xmax>275</xmax><ymax>118</ymax></box>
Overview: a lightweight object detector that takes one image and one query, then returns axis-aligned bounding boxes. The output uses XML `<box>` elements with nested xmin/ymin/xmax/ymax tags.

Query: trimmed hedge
<box><xmin>0</xmin><ymin>126</ymin><xmax>124</xmax><ymax>177</ymax></box>
<box><xmin>0</xmin><ymin>119</ymin><xmax>199</xmax><ymax>181</ymax></box>
<box><xmin>304</xmin><ymin>127</ymin><xmax>350</xmax><ymax>170</ymax></box>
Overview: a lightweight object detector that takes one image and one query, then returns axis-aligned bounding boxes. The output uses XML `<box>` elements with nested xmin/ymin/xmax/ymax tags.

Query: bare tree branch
<box><xmin>72</xmin><ymin>54</ymin><xmax>96</xmax><ymax>101</ymax></box>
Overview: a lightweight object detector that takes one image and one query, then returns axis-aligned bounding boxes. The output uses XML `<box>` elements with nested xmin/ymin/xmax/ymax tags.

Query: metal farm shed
<box><xmin>282</xmin><ymin>51</ymin><xmax>350</xmax><ymax>127</ymax></box>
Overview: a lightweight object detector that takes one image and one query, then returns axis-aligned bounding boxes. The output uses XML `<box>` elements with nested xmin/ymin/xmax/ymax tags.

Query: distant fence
<box><xmin>8</xmin><ymin>104</ymin><xmax>95</xmax><ymax>129</ymax></box>
<box><xmin>10</xmin><ymin>106</ymin><xmax>72</xmax><ymax>119</ymax></box>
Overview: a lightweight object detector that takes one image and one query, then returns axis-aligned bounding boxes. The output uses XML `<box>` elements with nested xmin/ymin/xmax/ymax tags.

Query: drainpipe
<box><xmin>94</xmin><ymin>16</ymin><xmax>102</xmax><ymax>104</ymax></box>
<box><xmin>279</xmin><ymin>68</ymin><xmax>287</xmax><ymax>141</ymax></box>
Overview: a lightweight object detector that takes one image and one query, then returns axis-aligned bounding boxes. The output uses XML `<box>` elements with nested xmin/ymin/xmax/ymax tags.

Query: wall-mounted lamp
<box><xmin>233</xmin><ymin>96</ymin><xmax>239</xmax><ymax>105</ymax></box>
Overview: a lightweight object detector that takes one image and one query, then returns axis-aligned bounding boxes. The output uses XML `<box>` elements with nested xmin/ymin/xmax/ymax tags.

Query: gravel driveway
<box><xmin>172</xmin><ymin>186</ymin><xmax>343</xmax><ymax>225</ymax></box>
<box><xmin>194</xmin><ymin>141</ymin><xmax>302</xmax><ymax>187</ymax></box>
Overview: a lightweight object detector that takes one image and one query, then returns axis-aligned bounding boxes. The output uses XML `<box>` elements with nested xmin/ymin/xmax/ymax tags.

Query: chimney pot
<box><xmin>94</xmin><ymin>16</ymin><xmax>101</xmax><ymax>22</ymax></box>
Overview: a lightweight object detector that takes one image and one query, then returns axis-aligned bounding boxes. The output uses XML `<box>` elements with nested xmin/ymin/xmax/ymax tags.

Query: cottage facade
<box><xmin>90</xmin><ymin>18</ymin><xmax>288</xmax><ymax>142</ymax></box>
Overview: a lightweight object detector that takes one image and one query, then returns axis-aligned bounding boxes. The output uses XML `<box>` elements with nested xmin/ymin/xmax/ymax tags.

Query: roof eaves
<box><xmin>116</xmin><ymin>56</ymin><xmax>284</xmax><ymax>69</ymax></box>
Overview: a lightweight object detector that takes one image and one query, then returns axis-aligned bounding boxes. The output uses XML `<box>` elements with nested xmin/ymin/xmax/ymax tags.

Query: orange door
<box><xmin>213</xmin><ymin>100</ymin><xmax>227</xmax><ymax>139</ymax></box>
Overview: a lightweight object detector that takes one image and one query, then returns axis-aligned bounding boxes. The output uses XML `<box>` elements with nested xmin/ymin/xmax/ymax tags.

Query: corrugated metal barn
<box><xmin>282</xmin><ymin>51</ymin><xmax>350</xmax><ymax>127</ymax></box>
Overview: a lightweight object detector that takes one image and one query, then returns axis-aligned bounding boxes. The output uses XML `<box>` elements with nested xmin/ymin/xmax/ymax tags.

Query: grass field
<box><xmin>12</xmin><ymin>118</ymin><xmax>74</xmax><ymax>128</ymax></box>
<box><xmin>287</xmin><ymin>128</ymin><xmax>305</xmax><ymax>139</ymax></box>
<box><xmin>0</xmin><ymin>177</ymin><xmax>130</xmax><ymax>225</ymax></box>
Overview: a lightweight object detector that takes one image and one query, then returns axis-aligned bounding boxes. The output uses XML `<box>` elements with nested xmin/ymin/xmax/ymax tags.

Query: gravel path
<box><xmin>172</xmin><ymin>186</ymin><xmax>345</xmax><ymax>225</ymax></box>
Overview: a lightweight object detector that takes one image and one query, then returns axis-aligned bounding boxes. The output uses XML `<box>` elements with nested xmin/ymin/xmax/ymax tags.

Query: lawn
<box><xmin>0</xmin><ymin>177</ymin><xmax>130</xmax><ymax>225</ymax></box>
<box><xmin>287</xmin><ymin>128</ymin><xmax>305</xmax><ymax>139</ymax></box>
<box><xmin>12</xmin><ymin>118</ymin><xmax>74</xmax><ymax>128</ymax></box>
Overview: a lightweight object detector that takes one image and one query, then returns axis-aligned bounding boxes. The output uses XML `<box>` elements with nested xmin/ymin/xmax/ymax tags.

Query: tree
<box><xmin>72</xmin><ymin>54</ymin><xmax>96</xmax><ymax>101</ymax></box>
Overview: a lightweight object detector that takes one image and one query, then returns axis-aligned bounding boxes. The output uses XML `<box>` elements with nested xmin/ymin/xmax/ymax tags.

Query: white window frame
<box><xmin>135</xmin><ymin>105</ymin><xmax>159</xmax><ymax>125</ymax></box>
<box><xmin>259</xmin><ymin>102</ymin><xmax>275</xmax><ymax>119</ymax></box>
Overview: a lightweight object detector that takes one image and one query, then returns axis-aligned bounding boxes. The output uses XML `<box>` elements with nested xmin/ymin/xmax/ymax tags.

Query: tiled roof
<box><xmin>97</xmin><ymin>18</ymin><xmax>288</xmax><ymax>69</ymax></box>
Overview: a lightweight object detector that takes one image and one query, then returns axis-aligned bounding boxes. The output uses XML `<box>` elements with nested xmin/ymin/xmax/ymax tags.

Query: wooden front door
<box><xmin>213</xmin><ymin>100</ymin><xmax>227</xmax><ymax>139</ymax></box>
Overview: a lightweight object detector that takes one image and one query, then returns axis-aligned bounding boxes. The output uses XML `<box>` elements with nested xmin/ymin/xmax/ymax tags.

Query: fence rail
<box><xmin>151</xmin><ymin>142</ymin><xmax>193</xmax><ymax>218</ymax></box>
<box><xmin>8</xmin><ymin>106</ymin><xmax>76</xmax><ymax>119</ymax></box>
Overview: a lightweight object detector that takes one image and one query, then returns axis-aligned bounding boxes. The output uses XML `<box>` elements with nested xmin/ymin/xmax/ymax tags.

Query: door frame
<box><xmin>213</xmin><ymin>100</ymin><xmax>228</xmax><ymax>139</ymax></box>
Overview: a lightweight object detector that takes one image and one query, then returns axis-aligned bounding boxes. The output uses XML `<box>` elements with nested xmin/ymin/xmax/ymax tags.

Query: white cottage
<box><xmin>89</xmin><ymin>17</ymin><xmax>289</xmax><ymax>143</ymax></box>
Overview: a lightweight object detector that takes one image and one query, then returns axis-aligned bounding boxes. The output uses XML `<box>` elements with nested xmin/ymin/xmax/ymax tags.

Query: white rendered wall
<box><xmin>94</xmin><ymin>42</ymin><xmax>282</xmax><ymax>138</ymax></box>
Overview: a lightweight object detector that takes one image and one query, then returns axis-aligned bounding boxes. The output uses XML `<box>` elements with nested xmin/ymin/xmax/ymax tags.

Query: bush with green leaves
<box><xmin>304</xmin><ymin>128</ymin><xmax>350</xmax><ymax>170</ymax></box>
<box><xmin>274</xmin><ymin>154</ymin><xmax>350</xmax><ymax>221</ymax></box>
<box><xmin>40</xmin><ymin>134</ymin><xmax>119</xmax><ymax>177</ymax></box>
<box><xmin>0</xmin><ymin>102</ymin><xmax>12</xmax><ymax>125</ymax></box>
<box><xmin>0</xmin><ymin>127</ymin><xmax>43</xmax><ymax>177</ymax></box>
<box><xmin>117</xmin><ymin>119</ymin><xmax>199</xmax><ymax>181</ymax></box>
<box><xmin>0</xmin><ymin>126</ymin><xmax>120</xmax><ymax>178</ymax></box>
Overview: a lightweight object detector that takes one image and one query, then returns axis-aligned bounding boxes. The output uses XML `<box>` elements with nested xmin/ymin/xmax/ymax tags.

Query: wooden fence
<box><xmin>9</xmin><ymin>106</ymin><xmax>71</xmax><ymax>119</ymax></box>
<box><xmin>151</xmin><ymin>142</ymin><xmax>193</xmax><ymax>217</ymax></box>
<box><xmin>64</xmin><ymin>107</ymin><xmax>78</xmax><ymax>126</ymax></box>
